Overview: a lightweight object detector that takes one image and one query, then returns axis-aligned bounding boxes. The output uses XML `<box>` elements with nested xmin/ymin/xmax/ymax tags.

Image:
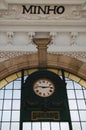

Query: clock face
<box><xmin>33</xmin><ymin>78</ymin><xmax>55</xmax><ymax>97</ymax></box>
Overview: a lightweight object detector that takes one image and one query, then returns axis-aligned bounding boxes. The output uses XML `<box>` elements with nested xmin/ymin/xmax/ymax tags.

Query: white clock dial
<box><xmin>33</xmin><ymin>78</ymin><xmax>55</xmax><ymax>97</ymax></box>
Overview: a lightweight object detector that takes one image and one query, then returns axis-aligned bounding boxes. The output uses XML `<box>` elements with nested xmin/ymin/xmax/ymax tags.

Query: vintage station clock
<box><xmin>33</xmin><ymin>78</ymin><xmax>55</xmax><ymax>97</ymax></box>
<box><xmin>20</xmin><ymin>70</ymin><xmax>71</xmax><ymax>123</ymax></box>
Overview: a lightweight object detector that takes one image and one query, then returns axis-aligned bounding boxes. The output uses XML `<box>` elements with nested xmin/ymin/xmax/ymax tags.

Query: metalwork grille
<box><xmin>0</xmin><ymin>73</ymin><xmax>86</xmax><ymax>130</ymax></box>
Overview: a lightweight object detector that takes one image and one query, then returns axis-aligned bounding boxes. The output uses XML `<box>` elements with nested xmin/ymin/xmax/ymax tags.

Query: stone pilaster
<box><xmin>33</xmin><ymin>38</ymin><xmax>51</xmax><ymax>67</ymax></box>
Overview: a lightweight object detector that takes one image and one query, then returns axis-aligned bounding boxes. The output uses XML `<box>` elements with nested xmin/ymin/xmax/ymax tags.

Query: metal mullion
<box><xmin>81</xmin><ymin>88</ymin><xmax>86</xmax><ymax>130</ymax></box>
<box><xmin>61</xmin><ymin>79</ymin><xmax>71</xmax><ymax>130</ymax></box>
<box><xmin>82</xmin><ymin>88</ymin><xmax>86</xmax><ymax>107</ymax></box>
<box><xmin>67</xmin><ymin>73</ymin><xmax>70</xmax><ymax>79</ymax></box>
<box><xmin>73</xmin><ymin>82</ymin><xmax>83</xmax><ymax>130</ymax></box>
<box><xmin>31</xmin><ymin>122</ymin><xmax>33</xmax><ymax>130</ymax></box>
<box><xmin>9</xmin><ymin>80</ymin><xmax>14</xmax><ymax>130</ymax></box>
<box><xmin>16</xmin><ymin>73</ymin><xmax>19</xmax><ymax>79</ymax></box>
<box><xmin>65</xmin><ymin>76</ymin><xmax>73</xmax><ymax>130</ymax></box>
<box><xmin>19</xmin><ymin>70</ymin><xmax>24</xmax><ymax>130</ymax></box>
<box><xmin>0</xmin><ymin>87</ymin><xmax>5</xmax><ymax>130</ymax></box>
<box><xmin>50</xmin><ymin>122</ymin><xmax>52</xmax><ymax>130</ymax></box>
<box><xmin>0</xmin><ymin>99</ymin><xmax>3</xmax><ymax>111</ymax></box>
<box><xmin>59</xmin><ymin>122</ymin><xmax>61</xmax><ymax>130</ymax></box>
<box><xmin>40</xmin><ymin>122</ymin><xmax>42</xmax><ymax>130</ymax></box>
<box><xmin>0</xmin><ymin>121</ymin><xmax>1</xmax><ymax>130</ymax></box>
<box><xmin>61</xmin><ymin>69</ymin><xmax>66</xmax><ymax>84</ymax></box>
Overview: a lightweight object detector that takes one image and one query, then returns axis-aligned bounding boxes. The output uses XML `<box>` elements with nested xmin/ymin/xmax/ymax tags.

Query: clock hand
<box><xmin>34</xmin><ymin>86</ymin><xmax>43</xmax><ymax>89</ymax></box>
<box><xmin>34</xmin><ymin>86</ymin><xmax>50</xmax><ymax>89</ymax></box>
<box><xmin>41</xmin><ymin>86</ymin><xmax>50</xmax><ymax>88</ymax></box>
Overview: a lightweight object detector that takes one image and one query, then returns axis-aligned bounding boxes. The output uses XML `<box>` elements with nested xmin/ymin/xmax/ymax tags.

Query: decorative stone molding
<box><xmin>1</xmin><ymin>0</ymin><xmax>86</xmax><ymax>5</ymax></box>
<box><xmin>0</xmin><ymin>0</ymin><xmax>8</xmax><ymax>10</ymax></box>
<box><xmin>0</xmin><ymin>4</ymin><xmax>86</xmax><ymax>21</ymax></box>
<box><xmin>50</xmin><ymin>32</ymin><xmax>57</xmax><ymax>44</ymax></box>
<box><xmin>0</xmin><ymin>53</ymin><xmax>86</xmax><ymax>81</ymax></box>
<box><xmin>70</xmin><ymin>32</ymin><xmax>78</xmax><ymax>45</ymax></box>
<box><xmin>7</xmin><ymin>32</ymin><xmax>14</xmax><ymax>44</ymax></box>
<box><xmin>0</xmin><ymin>31</ymin><xmax>86</xmax><ymax>54</ymax></box>
<box><xmin>80</xmin><ymin>1</ymin><xmax>86</xmax><ymax>10</ymax></box>
<box><xmin>27</xmin><ymin>32</ymin><xmax>35</xmax><ymax>44</ymax></box>
<box><xmin>0</xmin><ymin>51</ymin><xmax>35</xmax><ymax>62</ymax></box>
<box><xmin>0</xmin><ymin>51</ymin><xmax>86</xmax><ymax>62</ymax></box>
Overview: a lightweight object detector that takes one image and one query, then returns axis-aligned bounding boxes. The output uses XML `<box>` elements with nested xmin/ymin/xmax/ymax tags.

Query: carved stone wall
<box><xmin>0</xmin><ymin>1</ymin><xmax>86</xmax><ymax>81</ymax></box>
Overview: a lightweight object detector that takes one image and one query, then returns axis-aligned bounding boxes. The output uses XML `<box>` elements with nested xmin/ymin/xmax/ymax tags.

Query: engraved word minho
<box><xmin>22</xmin><ymin>5</ymin><xmax>65</xmax><ymax>14</ymax></box>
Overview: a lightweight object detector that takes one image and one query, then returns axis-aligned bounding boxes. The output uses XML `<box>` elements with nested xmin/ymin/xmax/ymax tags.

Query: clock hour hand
<box><xmin>34</xmin><ymin>86</ymin><xmax>50</xmax><ymax>89</ymax></box>
<box><xmin>41</xmin><ymin>86</ymin><xmax>50</xmax><ymax>88</ymax></box>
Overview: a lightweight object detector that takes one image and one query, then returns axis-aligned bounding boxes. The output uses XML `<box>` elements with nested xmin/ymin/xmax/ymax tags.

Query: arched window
<box><xmin>0</xmin><ymin>69</ymin><xmax>86</xmax><ymax>130</ymax></box>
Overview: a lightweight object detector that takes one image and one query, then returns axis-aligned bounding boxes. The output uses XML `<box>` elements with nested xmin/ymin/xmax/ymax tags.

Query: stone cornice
<box><xmin>0</xmin><ymin>24</ymin><xmax>86</xmax><ymax>33</ymax></box>
<box><xmin>5</xmin><ymin>0</ymin><xmax>86</xmax><ymax>5</ymax></box>
<box><xmin>0</xmin><ymin>20</ymin><xmax>86</xmax><ymax>26</ymax></box>
<box><xmin>1</xmin><ymin>0</ymin><xmax>86</xmax><ymax>11</ymax></box>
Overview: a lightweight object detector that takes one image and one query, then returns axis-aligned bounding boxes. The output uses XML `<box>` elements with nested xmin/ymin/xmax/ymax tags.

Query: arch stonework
<box><xmin>0</xmin><ymin>53</ymin><xmax>86</xmax><ymax>80</ymax></box>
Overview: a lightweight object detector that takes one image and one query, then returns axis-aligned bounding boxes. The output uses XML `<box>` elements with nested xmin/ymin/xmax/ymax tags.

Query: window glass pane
<box><xmin>72</xmin><ymin>122</ymin><xmax>81</xmax><ymax>130</ymax></box>
<box><xmin>77</xmin><ymin>100</ymin><xmax>86</xmax><ymax>110</ymax></box>
<box><xmin>79</xmin><ymin>111</ymin><xmax>86</xmax><ymax>121</ymax></box>
<box><xmin>0</xmin><ymin>111</ymin><xmax>2</xmax><ymax>120</ymax></box>
<box><xmin>74</xmin><ymin>82</ymin><xmax>82</xmax><ymax>89</ymax></box>
<box><xmin>42</xmin><ymin>122</ymin><xmax>50</xmax><ymax>130</ymax></box>
<box><xmin>0</xmin><ymin>100</ymin><xmax>3</xmax><ymax>109</ymax></box>
<box><xmin>3</xmin><ymin>100</ymin><xmax>11</xmax><ymax>110</ymax></box>
<box><xmin>23</xmin><ymin>122</ymin><xmax>31</xmax><ymax>130</ymax></box>
<box><xmin>33</xmin><ymin>122</ymin><xmax>40</xmax><ymax>130</ymax></box>
<box><xmin>5</xmin><ymin>82</ymin><xmax>13</xmax><ymax>89</ymax></box>
<box><xmin>60</xmin><ymin>122</ymin><xmax>69</xmax><ymax>130</ymax></box>
<box><xmin>67</xmin><ymin>90</ymin><xmax>75</xmax><ymax>99</ymax></box>
<box><xmin>12</xmin><ymin>111</ymin><xmax>20</xmax><ymax>121</ymax></box>
<box><xmin>66</xmin><ymin>81</ymin><xmax>73</xmax><ymax>89</ymax></box>
<box><xmin>75</xmin><ymin>90</ymin><xmax>84</xmax><ymax>99</ymax></box>
<box><xmin>2</xmin><ymin>111</ymin><xmax>11</xmax><ymax>121</ymax></box>
<box><xmin>1</xmin><ymin>123</ymin><xmax>10</xmax><ymax>130</ymax></box>
<box><xmin>12</xmin><ymin>100</ymin><xmax>20</xmax><ymax>110</ymax></box>
<box><xmin>51</xmin><ymin>122</ymin><xmax>59</xmax><ymax>130</ymax></box>
<box><xmin>4</xmin><ymin>90</ymin><xmax>12</xmax><ymax>99</ymax></box>
<box><xmin>68</xmin><ymin>100</ymin><xmax>77</xmax><ymax>110</ymax></box>
<box><xmin>84</xmin><ymin>90</ymin><xmax>86</xmax><ymax>99</ymax></box>
<box><xmin>14</xmin><ymin>81</ymin><xmax>21</xmax><ymax>89</ymax></box>
<box><xmin>0</xmin><ymin>90</ymin><xmax>4</xmax><ymax>99</ymax></box>
<box><xmin>13</xmin><ymin>90</ymin><xmax>21</xmax><ymax>99</ymax></box>
<box><xmin>16</xmin><ymin>77</ymin><xmax>21</xmax><ymax>81</ymax></box>
<box><xmin>81</xmin><ymin>122</ymin><xmax>86</xmax><ymax>130</ymax></box>
<box><xmin>70</xmin><ymin>111</ymin><xmax>79</xmax><ymax>121</ymax></box>
<box><xmin>11</xmin><ymin>123</ymin><xmax>19</xmax><ymax>130</ymax></box>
